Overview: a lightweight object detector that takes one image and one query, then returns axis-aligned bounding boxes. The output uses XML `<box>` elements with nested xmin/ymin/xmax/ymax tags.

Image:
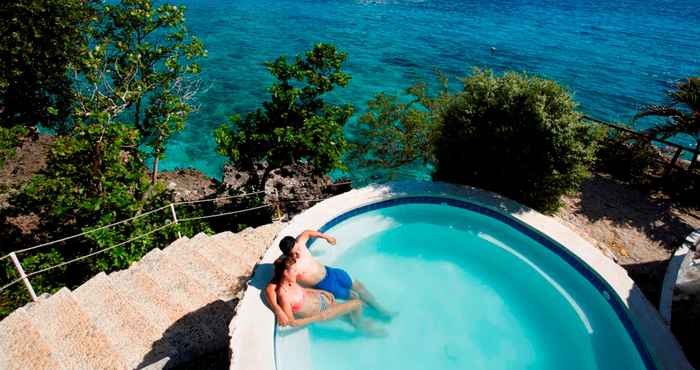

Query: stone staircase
<box><xmin>0</xmin><ymin>222</ymin><xmax>284</xmax><ymax>370</ymax></box>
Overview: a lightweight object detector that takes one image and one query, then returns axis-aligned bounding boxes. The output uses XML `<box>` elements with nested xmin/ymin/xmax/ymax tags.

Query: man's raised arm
<box><xmin>297</xmin><ymin>230</ymin><xmax>336</xmax><ymax>246</ymax></box>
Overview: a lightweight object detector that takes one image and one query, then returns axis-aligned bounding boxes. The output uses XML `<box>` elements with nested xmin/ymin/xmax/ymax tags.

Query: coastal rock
<box><xmin>263</xmin><ymin>164</ymin><xmax>333</xmax><ymax>214</ymax></box>
<box><xmin>222</xmin><ymin>163</ymin><xmax>348</xmax><ymax>215</ymax></box>
<box><xmin>158</xmin><ymin>168</ymin><xmax>217</xmax><ymax>203</ymax></box>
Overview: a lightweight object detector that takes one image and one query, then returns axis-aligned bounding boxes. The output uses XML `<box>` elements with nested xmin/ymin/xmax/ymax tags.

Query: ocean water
<box><xmin>163</xmin><ymin>0</ymin><xmax>700</xmax><ymax>180</ymax></box>
<box><xmin>275</xmin><ymin>203</ymin><xmax>651</xmax><ymax>369</ymax></box>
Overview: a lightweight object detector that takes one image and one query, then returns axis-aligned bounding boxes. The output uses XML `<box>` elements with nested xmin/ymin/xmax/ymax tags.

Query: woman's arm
<box><xmin>278</xmin><ymin>295</ymin><xmax>298</xmax><ymax>327</ymax></box>
<box><xmin>265</xmin><ymin>283</ymin><xmax>289</xmax><ymax>326</ymax></box>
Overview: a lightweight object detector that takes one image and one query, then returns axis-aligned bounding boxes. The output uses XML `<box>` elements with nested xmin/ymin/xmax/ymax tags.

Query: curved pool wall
<box><xmin>229</xmin><ymin>181</ymin><xmax>692</xmax><ymax>370</ymax></box>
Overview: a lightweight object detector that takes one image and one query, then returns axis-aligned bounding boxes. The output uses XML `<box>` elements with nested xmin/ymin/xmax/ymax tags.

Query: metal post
<box><xmin>272</xmin><ymin>188</ymin><xmax>284</xmax><ymax>221</ymax></box>
<box><xmin>170</xmin><ymin>203</ymin><xmax>182</xmax><ymax>238</ymax></box>
<box><xmin>662</xmin><ymin>147</ymin><xmax>683</xmax><ymax>181</ymax></box>
<box><xmin>9</xmin><ymin>252</ymin><xmax>38</xmax><ymax>302</ymax></box>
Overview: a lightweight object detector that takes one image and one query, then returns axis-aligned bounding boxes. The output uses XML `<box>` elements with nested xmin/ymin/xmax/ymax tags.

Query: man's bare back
<box><xmin>290</xmin><ymin>231</ymin><xmax>335</xmax><ymax>286</ymax></box>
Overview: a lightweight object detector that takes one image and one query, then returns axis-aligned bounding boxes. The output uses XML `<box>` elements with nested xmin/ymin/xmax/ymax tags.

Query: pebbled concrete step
<box><xmin>163</xmin><ymin>237</ymin><xmax>238</xmax><ymax>299</ymax></box>
<box><xmin>26</xmin><ymin>287</ymin><xmax>129</xmax><ymax>369</ymax></box>
<box><xmin>135</xmin><ymin>248</ymin><xmax>217</xmax><ymax>310</ymax></box>
<box><xmin>0</xmin><ymin>307</ymin><xmax>61</xmax><ymax>370</ymax></box>
<box><xmin>73</xmin><ymin>272</ymin><xmax>164</xmax><ymax>369</ymax></box>
<box><xmin>190</xmin><ymin>233</ymin><xmax>247</xmax><ymax>278</ymax></box>
<box><xmin>131</xmin><ymin>247</ymin><xmax>236</xmax><ymax>367</ymax></box>
<box><xmin>109</xmin><ymin>262</ymin><xmax>214</xmax><ymax>368</ymax></box>
<box><xmin>216</xmin><ymin>223</ymin><xmax>283</xmax><ymax>266</ymax></box>
<box><xmin>209</xmin><ymin>233</ymin><xmax>260</xmax><ymax>276</ymax></box>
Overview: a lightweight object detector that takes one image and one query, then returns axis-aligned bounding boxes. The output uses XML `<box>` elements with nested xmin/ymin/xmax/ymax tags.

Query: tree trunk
<box><xmin>151</xmin><ymin>155</ymin><xmax>159</xmax><ymax>184</ymax></box>
<box><xmin>134</xmin><ymin>98</ymin><xmax>142</xmax><ymax>131</ymax></box>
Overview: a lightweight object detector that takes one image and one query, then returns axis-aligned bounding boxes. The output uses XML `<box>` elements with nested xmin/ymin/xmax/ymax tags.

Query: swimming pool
<box><xmin>230</xmin><ymin>182</ymin><xmax>689</xmax><ymax>370</ymax></box>
<box><xmin>274</xmin><ymin>197</ymin><xmax>654</xmax><ymax>370</ymax></box>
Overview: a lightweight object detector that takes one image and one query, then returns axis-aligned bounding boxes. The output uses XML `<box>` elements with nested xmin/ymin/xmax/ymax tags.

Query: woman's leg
<box><xmin>350</xmin><ymin>281</ymin><xmax>394</xmax><ymax>319</ymax></box>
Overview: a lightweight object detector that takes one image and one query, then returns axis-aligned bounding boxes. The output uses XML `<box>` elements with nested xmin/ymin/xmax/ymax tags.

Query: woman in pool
<box><xmin>273</xmin><ymin>255</ymin><xmax>383</xmax><ymax>334</ymax></box>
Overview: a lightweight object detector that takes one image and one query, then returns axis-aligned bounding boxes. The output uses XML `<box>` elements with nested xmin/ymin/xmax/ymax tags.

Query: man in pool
<box><xmin>265</xmin><ymin>229</ymin><xmax>393</xmax><ymax>326</ymax></box>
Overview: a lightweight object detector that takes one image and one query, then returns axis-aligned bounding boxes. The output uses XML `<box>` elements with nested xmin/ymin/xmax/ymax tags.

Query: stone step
<box><xmin>72</xmin><ymin>272</ymin><xmax>164</xmax><ymax>369</ymax></box>
<box><xmin>190</xmin><ymin>233</ymin><xmax>249</xmax><ymax>281</ymax></box>
<box><xmin>0</xmin><ymin>307</ymin><xmax>61</xmax><ymax>370</ymax></box>
<box><xmin>109</xmin><ymin>264</ymin><xmax>212</xmax><ymax>368</ymax></box>
<box><xmin>129</xmin><ymin>248</ymin><xmax>233</xmax><ymax>367</ymax></box>
<box><xmin>163</xmin><ymin>237</ymin><xmax>239</xmax><ymax>299</ymax></box>
<box><xmin>135</xmin><ymin>248</ymin><xmax>217</xmax><ymax>311</ymax></box>
<box><xmin>216</xmin><ymin>223</ymin><xmax>282</xmax><ymax>266</ymax></box>
<box><xmin>109</xmin><ymin>268</ymin><xmax>182</xmax><ymax>328</ymax></box>
<box><xmin>25</xmin><ymin>287</ymin><xmax>129</xmax><ymax>369</ymax></box>
<box><xmin>208</xmin><ymin>233</ymin><xmax>258</xmax><ymax>276</ymax></box>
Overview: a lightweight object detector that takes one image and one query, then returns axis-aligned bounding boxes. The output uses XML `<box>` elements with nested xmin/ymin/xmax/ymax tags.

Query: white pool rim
<box><xmin>229</xmin><ymin>181</ymin><xmax>691</xmax><ymax>370</ymax></box>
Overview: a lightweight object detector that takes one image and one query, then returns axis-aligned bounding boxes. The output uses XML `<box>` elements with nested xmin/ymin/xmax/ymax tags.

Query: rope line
<box><xmin>14</xmin><ymin>204</ymin><xmax>172</xmax><ymax>255</ymax></box>
<box><xmin>22</xmin><ymin>223</ymin><xmax>174</xmax><ymax>282</ymax></box>
<box><xmin>0</xmin><ymin>277</ymin><xmax>23</xmax><ymax>292</ymax></box>
<box><xmin>0</xmin><ymin>196</ymin><xmax>330</xmax><ymax>293</ymax></box>
<box><xmin>13</xmin><ymin>190</ymin><xmax>267</xmax><ymax>255</ymax></box>
<box><xmin>178</xmin><ymin>204</ymin><xmax>272</xmax><ymax>222</ymax></box>
<box><xmin>171</xmin><ymin>190</ymin><xmax>267</xmax><ymax>206</ymax></box>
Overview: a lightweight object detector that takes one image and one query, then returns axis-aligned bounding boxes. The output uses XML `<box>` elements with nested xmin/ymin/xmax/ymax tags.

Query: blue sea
<box><xmin>162</xmin><ymin>0</ymin><xmax>700</xmax><ymax>181</ymax></box>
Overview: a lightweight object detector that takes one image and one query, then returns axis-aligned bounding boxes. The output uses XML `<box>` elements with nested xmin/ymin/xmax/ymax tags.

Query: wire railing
<box><xmin>582</xmin><ymin>115</ymin><xmax>699</xmax><ymax>178</ymax></box>
<box><xmin>0</xmin><ymin>189</ymin><xmax>328</xmax><ymax>302</ymax></box>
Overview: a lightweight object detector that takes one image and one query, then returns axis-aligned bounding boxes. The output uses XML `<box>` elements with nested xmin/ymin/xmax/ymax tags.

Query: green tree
<box><xmin>434</xmin><ymin>69</ymin><xmax>599</xmax><ymax>214</ymax></box>
<box><xmin>0</xmin><ymin>0</ymin><xmax>98</xmax><ymax>130</ymax></box>
<box><xmin>633</xmin><ymin>76</ymin><xmax>700</xmax><ymax>170</ymax></box>
<box><xmin>1</xmin><ymin>119</ymin><xmax>209</xmax><ymax>315</ymax></box>
<box><xmin>0</xmin><ymin>126</ymin><xmax>28</xmax><ymax>168</ymax></box>
<box><xmin>346</xmin><ymin>77</ymin><xmax>450</xmax><ymax>184</ymax></box>
<box><xmin>215</xmin><ymin>43</ymin><xmax>353</xmax><ymax>187</ymax></box>
<box><xmin>82</xmin><ymin>0</ymin><xmax>206</xmax><ymax>183</ymax></box>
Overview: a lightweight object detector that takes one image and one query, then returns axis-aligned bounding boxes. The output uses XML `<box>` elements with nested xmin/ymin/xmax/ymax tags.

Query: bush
<box><xmin>215</xmin><ymin>43</ymin><xmax>353</xmax><ymax>188</ymax></box>
<box><xmin>345</xmin><ymin>79</ymin><xmax>450</xmax><ymax>185</ymax></box>
<box><xmin>594</xmin><ymin>130</ymin><xmax>663</xmax><ymax>185</ymax></box>
<box><xmin>433</xmin><ymin>69</ymin><xmax>599</xmax><ymax>214</ymax></box>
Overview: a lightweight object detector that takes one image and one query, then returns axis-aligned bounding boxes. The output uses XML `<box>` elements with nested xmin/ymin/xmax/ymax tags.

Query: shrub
<box><xmin>594</xmin><ymin>130</ymin><xmax>663</xmax><ymax>185</ymax></box>
<box><xmin>215</xmin><ymin>43</ymin><xmax>353</xmax><ymax>188</ymax></box>
<box><xmin>433</xmin><ymin>69</ymin><xmax>599</xmax><ymax>214</ymax></box>
<box><xmin>345</xmin><ymin>79</ymin><xmax>449</xmax><ymax>184</ymax></box>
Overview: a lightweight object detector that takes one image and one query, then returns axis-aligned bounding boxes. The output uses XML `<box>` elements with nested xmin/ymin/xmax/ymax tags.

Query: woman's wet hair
<box><xmin>272</xmin><ymin>254</ymin><xmax>297</xmax><ymax>284</ymax></box>
<box><xmin>279</xmin><ymin>236</ymin><xmax>296</xmax><ymax>255</ymax></box>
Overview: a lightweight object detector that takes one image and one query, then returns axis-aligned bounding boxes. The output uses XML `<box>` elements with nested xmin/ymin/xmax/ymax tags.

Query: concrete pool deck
<box><xmin>229</xmin><ymin>181</ymin><xmax>692</xmax><ymax>370</ymax></box>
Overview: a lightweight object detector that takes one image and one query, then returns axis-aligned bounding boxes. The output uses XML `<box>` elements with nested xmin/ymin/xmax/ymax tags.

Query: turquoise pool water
<box><xmin>275</xmin><ymin>200</ymin><xmax>653</xmax><ymax>370</ymax></box>
<box><xmin>162</xmin><ymin>0</ymin><xmax>699</xmax><ymax>181</ymax></box>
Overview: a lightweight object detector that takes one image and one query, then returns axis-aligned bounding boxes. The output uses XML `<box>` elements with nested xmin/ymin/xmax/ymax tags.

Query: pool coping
<box><xmin>229</xmin><ymin>181</ymin><xmax>692</xmax><ymax>370</ymax></box>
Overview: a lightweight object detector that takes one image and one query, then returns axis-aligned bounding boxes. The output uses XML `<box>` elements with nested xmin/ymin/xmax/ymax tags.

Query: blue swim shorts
<box><xmin>314</xmin><ymin>266</ymin><xmax>353</xmax><ymax>300</ymax></box>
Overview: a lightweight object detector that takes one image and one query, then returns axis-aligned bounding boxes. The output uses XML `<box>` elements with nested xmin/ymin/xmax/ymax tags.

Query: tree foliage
<box><xmin>75</xmin><ymin>0</ymin><xmax>207</xmax><ymax>182</ymax></box>
<box><xmin>633</xmin><ymin>76</ymin><xmax>700</xmax><ymax>170</ymax></box>
<box><xmin>0</xmin><ymin>0</ymin><xmax>210</xmax><ymax>317</ymax></box>
<box><xmin>0</xmin><ymin>0</ymin><xmax>98</xmax><ymax>130</ymax></box>
<box><xmin>0</xmin><ymin>126</ymin><xmax>28</xmax><ymax>168</ymax></box>
<box><xmin>1</xmin><ymin>120</ymin><xmax>210</xmax><ymax>315</ymax></box>
<box><xmin>433</xmin><ymin>69</ymin><xmax>599</xmax><ymax>214</ymax></box>
<box><xmin>346</xmin><ymin>77</ymin><xmax>450</xmax><ymax>184</ymax></box>
<box><xmin>215</xmin><ymin>43</ymin><xmax>353</xmax><ymax>187</ymax></box>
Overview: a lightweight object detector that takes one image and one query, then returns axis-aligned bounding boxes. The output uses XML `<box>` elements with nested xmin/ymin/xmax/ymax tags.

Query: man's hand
<box><xmin>326</xmin><ymin>235</ymin><xmax>336</xmax><ymax>245</ymax></box>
